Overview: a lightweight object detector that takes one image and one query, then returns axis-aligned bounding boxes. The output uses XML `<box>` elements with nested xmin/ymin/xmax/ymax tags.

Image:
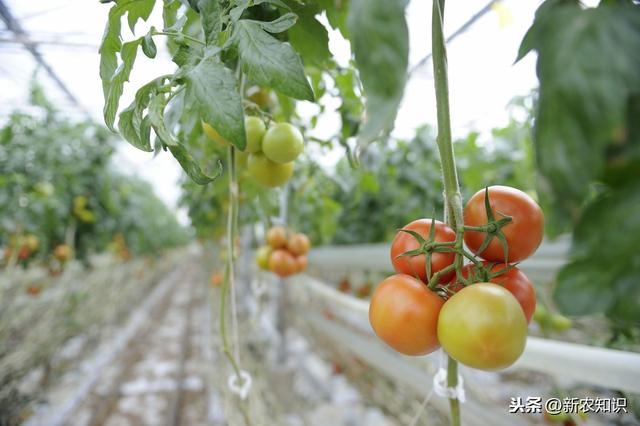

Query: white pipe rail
<box><xmin>308</xmin><ymin>237</ymin><xmax>571</xmax><ymax>282</ymax></box>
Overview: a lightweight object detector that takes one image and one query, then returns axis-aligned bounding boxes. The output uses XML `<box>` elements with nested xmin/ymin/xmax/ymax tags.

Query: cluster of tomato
<box><xmin>256</xmin><ymin>226</ymin><xmax>310</xmax><ymax>278</ymax></box>
<box><xmin>3</xmin><ymin>234</ymin><xmax>73</xmax><ymax>267</ymax></box>
<box><xmin>3</xmin><ymin>234</ymin><xmax>39</xmax><ymax>263</ymax></box>
<box><xmin>337</xmin><ymin>277</ymin><xmax>373</xmax><ymax>299</ymax></box>
<box><xmin>369</xmin><ymin>185</ymin><xmax>545</xmax><ymax>371</ymax></box>
<box><xmin>203</xmin><ymin>117</ymin><xmax>304</xmax><ymax>188</ymax></box>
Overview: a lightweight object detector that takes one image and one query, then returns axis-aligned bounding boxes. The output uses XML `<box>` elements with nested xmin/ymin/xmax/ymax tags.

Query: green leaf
<box><xmin>148</xmin><ymin>93</ymin><xmax>178</xmax><ymax>146</ymax></box>
<box><xmin>104</xmin><ymin>38</ymin><xmax>143</xmax><ymax>131</ymax></box>
<box><xmin>253</xmin><ymin>0</ymin><xmax>290</xmax><ymax>10</ymax></box>
<box><xmin>148</xmin><ymin>93</ymin><xmax>220</xmax><ymax>184</ymax></box>
<box><xmin>185</xmin><ymin>55</ymin><xmax>246</xmax><ymax>150</ymax></box>
<box><xmin>347</xmin><ymin>0</ymin><xmax>408</xmax><ymax>146</ymax></box>
<box><xmin>554</xmin><ymin>261</ymin><xmax>616</xmax><ymax>316</ymax></box>
<box><xmin>99</xmin><ymin>4</ymin><xmax>125</xmax><ymax>100</ymax></box>
<box><xmin>142</xmin><ymin>31</ymin><xmax>157</xmax><ymax>58</ymax></box>
<box><xmin>117</xmin><ymin>76</ymin><xmax>169</xmax><ymax>151</ymax></box>
<box><xmin>287</xmin><ymin>5</ymin><xmax>330</xmax><ymax>66</ymax></box>
<box><xmin>187</xmin><ymin>0</ymin><xmax>200</xmax><ymax>13</ymax></box>
<box><xmin>233</xmin><ymin>19</ymin><xmax>314</xmax><ymax>101</ymax></box>
<box><xmin>126</xmin><ymin>0</ymin><xmax>155</xmax><ymax>33</ymax></box>
<box><xmin>163</xmin><ymin>0</ymin><xmax>180</xmax><ymax>29</ymax></box>
<box><xmin>99</xmin><ymin>0</ymin><xmax>155</xmax><ymax>101</ymax></box>
<box><xmin>168</xmin><ymin>144</ymin><xmax>222</xmax><ymax>184</ymax></box>
<box><xmin>250</xmin><ymin>13</ymin><xmax>298</xmax><ymax>34</ymax></box>
<box><xmin>554</xmin><ymin>178</ymin><xmax>640</xmax><ymax>322</ymax></box>
<box><xmin>517</xmin><ymin>1</ymin><xmax>640</xmax><ymax>221</ymax></box>
<box><xmin>198</xmin><ymin>0</ymin><xmax>222</xmax><ymax>44</ymax></box>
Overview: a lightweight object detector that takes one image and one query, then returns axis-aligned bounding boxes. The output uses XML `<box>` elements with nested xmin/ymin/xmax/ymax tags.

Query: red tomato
<box><xmin>369</xmin><ymin>274</ymin><xmax>444</xmax><ymax>356</ymax></box>
<box><xmin>464</xmin><ymin>186</ymin><xmax>544</xmax><ymax>262</ymax></box>
<box><xmin>390</xmin><ymin>219</ymin><xmax>456</xmax><ymax>284</ymax></box>
<box><xmin>449</xmin><ymin>263</ymin><xmax>536</xmax><ymax>323</ymax></box>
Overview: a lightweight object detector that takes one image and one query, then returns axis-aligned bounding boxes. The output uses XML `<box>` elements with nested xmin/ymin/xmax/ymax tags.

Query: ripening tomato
<box><xmin>356</xmin><ymin>283</ymin><xmax>372</xmax><ymax>299</ymax></box>
<box><xmin>390</xmin><ymin>219</ymin><xmax>456</xmax><ymax>284</ymax></box>
<box><xmin>266</xmin><ymin>226</ymin><xmax>287</xmax><ymax>249</ymax></box>
<box><xmin>54</xmin><ymin>244</ymin><xmax>72</xmax><ymax>263</ymax></box>
<box><xmin>269</xmin><ymin>249</ymin><xmax>298</xmax><ymax>277</ymax></box>
<box><xmin>369</xmin><ymin>274</ymin><xmax>444</xmax><ymax>356</ymax></box>
<box><xmin>287</xmin><ymin>233</ymin><xmax>310</xmax><ymax>256</ymax></box>
<box><xmin>464</xmin><ymin>186</ymin><xmax>544</xmax><ymax>262</ymax></box>
<box><xmin>18</xmin><ymin>246</ymin><xmax>31</xmax><ymax>260</ymax></box>
<box><xmin>438</xmin><ymin>283</ymin><xmax>527</xmax><ymax>370</ymax></box>
<box><xmin>202</xmin><ymin>122</ymin><xmax>229</xmax><ymax>146</ymax></box>
<box><xmin>210</xmin><ymin>272</ymin><xmax>223</xmax><ymax>287</ymax></box>
<box><xmin>295</xmin><ymin>255</ymin><xmax>307</xmax><ymax>272</ymax></box>
<box><xmin>338</xmin><ymin>278</ymin><xmax>351</xmax><ymax>293</ymax></box>
<box><xmin>247</xmin><ymin>153</ymin><xmax>294</xmax><ymax>187</ymax></box>
<box><xmin>450</xmin><ymin>263</ymin><xmax>536</xmax><ymax>323</ymax></box>
<box><xmin>245</xmin><ymin>116</ymin><xmax>266</xmax><ymax>153</ymax></box>
<box><xmin>256</xmin><ymin>245</ymin><xmax>272</xmax><ymax>270</ymax></box>
<box><xmin>26</xmin><ymin>284</ymin><xmax>42</xmax><ymax>296</ymax></box>
<box><xmin>24</xmin><ymin>235</ymin><xmax>39</xmax><ymax>252</ymax></box>
<box><xmin>262</xmin><ymin>123</ymin><xmax>303</xmax><ymax>164</ymax></box>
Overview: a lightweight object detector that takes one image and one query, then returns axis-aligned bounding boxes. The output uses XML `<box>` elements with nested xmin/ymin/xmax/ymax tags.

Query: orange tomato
<box><xmin>269</xmin><ymin>249</ymin><xmax>298</xmax><ymax>277</ymax></box>
<box><xmin>369</xmin><ymin>274</ymin><xmax>444</xmax><ymax>356</ymax></box>
<box><xmin>266</xmin><ymin>226</ymin><xmax>288</xmax><ymax>249</ymax></box>
<box><xmin>287</xmin><ymin>233</ymin><xmax>310</xmax><ymax>256</ymax></box>
<box><xmin>295</xmin><ymin>255</ymin><xmax>308</xmax><ymax>272</ymax></box>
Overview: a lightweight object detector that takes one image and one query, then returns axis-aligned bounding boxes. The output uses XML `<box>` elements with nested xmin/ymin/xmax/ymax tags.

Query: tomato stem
<box><xmin>432</xmin><ymin>0</ymin><xmax>462</xmax><ymax>424</ymax></box>
<box><xmin>151</xmin><ymin>30</ymin><xmax>205</xmax><ymax>46</ymax></box>
<box><xmin>220</xmin><ymin>145</ymin><xmax>242</xmax><ymax>379</ymax></box>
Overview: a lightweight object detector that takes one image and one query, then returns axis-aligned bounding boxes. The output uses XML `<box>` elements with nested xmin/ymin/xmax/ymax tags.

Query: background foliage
<box><xmin>0</xmin><ymin>84</ymin><xmax>188</xmax><ymax>264</ymax></box>
<box><xmin>518</xmin><ymin>0</ymin><xmax>640</xmax><ymax>331</ymax></box>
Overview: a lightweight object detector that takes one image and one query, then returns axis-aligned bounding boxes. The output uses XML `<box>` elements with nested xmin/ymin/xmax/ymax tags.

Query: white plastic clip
<box><xmin>432</xmin><ymin>368</ymin><xmax>466</xmax><ymax>402</ymax></box>
<box><xmin>228</xmin><ymin>370</ymin><xmax>252</xmax><ymax>400</ymax></box>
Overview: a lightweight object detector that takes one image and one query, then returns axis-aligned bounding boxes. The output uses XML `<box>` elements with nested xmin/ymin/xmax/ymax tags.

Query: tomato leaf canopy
<box><xmin>233</xmin><ymin>19</ymin><xmax>315</xmax><ymax>101</ymax></box>
<box><xmin>347</xmin><ymin>0</ymin><xmax>408</xmax><ymax>148</ymax></box>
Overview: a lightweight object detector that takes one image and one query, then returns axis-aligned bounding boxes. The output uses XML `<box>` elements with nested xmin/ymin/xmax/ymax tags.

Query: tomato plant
<box><xmin>463</xmin><ymin>186</ymin><xmax>544</xmax><ymax>263</ymax></box>
<box><xmin>369</xmin><ymin>274</ymin><xmax>444</xmax><ymax>356</ymax></box>
<box><xmin>0</xmin><ymin>90</ymin><xmax>188</xmax><ymax>265</ymax></box>
<box><xmin>437</xmin><ymin>283</ymin><xmax>528</xmax><ymax>371</ymax></box>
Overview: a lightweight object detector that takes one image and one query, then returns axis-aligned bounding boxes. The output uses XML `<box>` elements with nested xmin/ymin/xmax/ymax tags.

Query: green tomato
<box><xmin>256</xmin><ymin>245</ymin><xmax>272</xmax><ymax>270</ymax></box>
<box><xmin>437</xmin><ymin>283</ymin><xmax>528</xmax><ymax>371</ymax></box>
<box><xmin>533</xmin><ymin>304</ymin><xmax>549</xmax><ymax>324</ymax></box>
<box><xmin>549</xmin><ymin>314</ymin><xmax>573</xmax><ymax>331</ymax></box>
<box><xmin>245</xmin><ymin>116</ymin><xmax>266</xmax><ymax>153</ymax></box>
<box><xmin>262</xmin><ymin>123</ymin><xmax>303</xmax><ymax>164</ymax></box>
<box><xmin>247</xmin><ymin>152</ymin><xmax>294</xmax><ymax>187</ymax></box>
